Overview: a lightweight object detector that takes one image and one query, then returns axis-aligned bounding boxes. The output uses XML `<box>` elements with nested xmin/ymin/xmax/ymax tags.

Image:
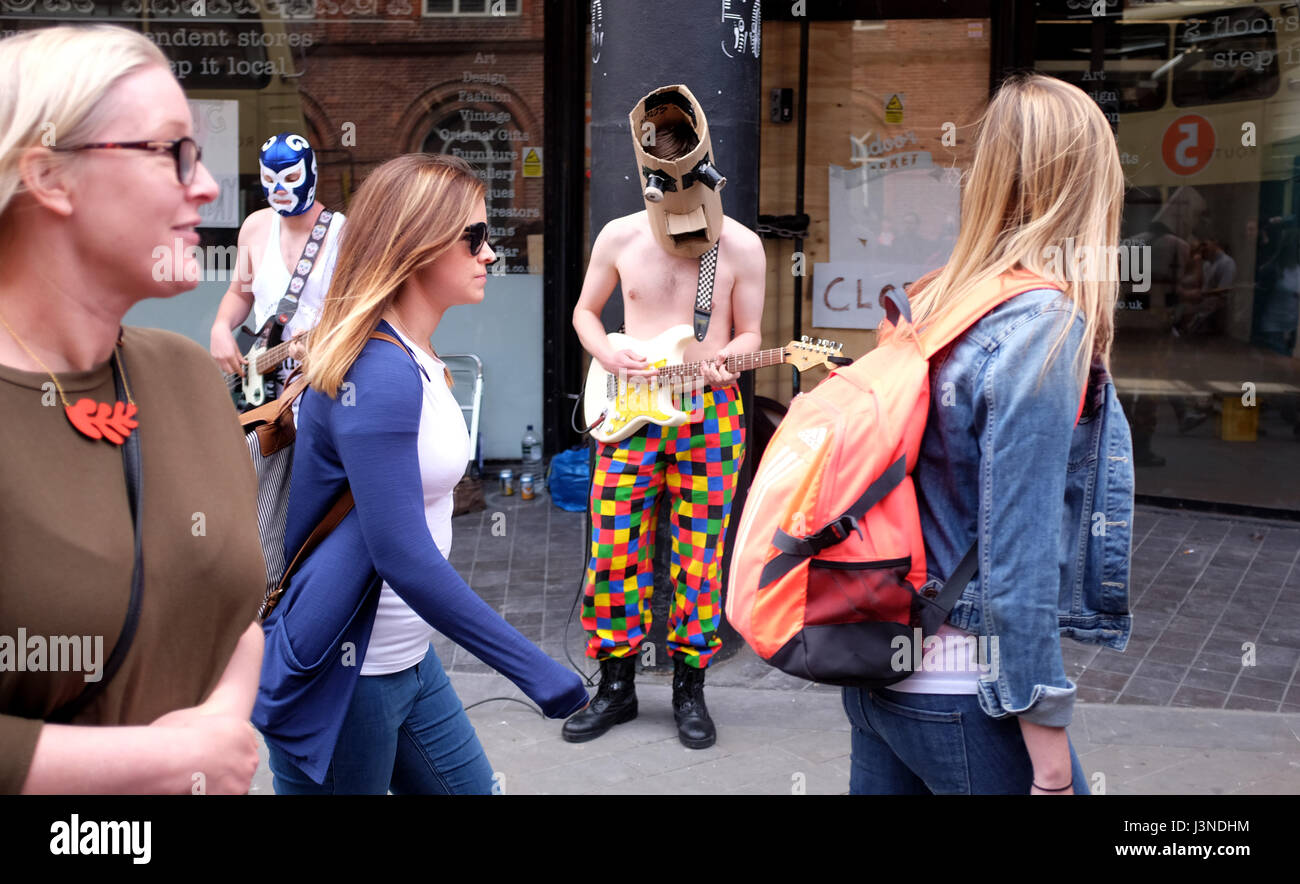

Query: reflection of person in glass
<box><xmin>1255</xmin><ymin>226</ymin><xmax>1300</xmax><ymax>357</ymax></box>
<box><xmin>884</xmin><ymin>211</ymin><xmax>927</xmax><ymax>263</ymax></box>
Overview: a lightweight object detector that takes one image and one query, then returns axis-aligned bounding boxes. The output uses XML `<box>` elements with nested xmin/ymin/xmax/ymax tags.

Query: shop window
<box><xmin>1036</xmin><ymin>21</ymin><xmax>1168</xmax><ymax>114</ymax></box>
<box><xmin>423</xmin><ymin>0</ymin><xmax>520</xmax><ymax>15</ymax></box>
<box><xmin>1173</xmin><ymin>5</ymin><xmax>1279</xmax><ymax>107</ymax></box>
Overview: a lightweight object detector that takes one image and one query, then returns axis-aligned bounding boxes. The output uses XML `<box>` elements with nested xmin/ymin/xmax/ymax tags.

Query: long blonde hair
<box><xmin>0</xmin><ymin>25</ymin><xmax>168</xmax><ymax>223</ymax></box>
<box><xmin>306</xmin><ymin>154</ymin><xmax>484</xmax><ymax>396</ymax></box>
<box><xmin>908</xmin><ymin>74</ymin><xmax>1125</xmax><ymax>381</ymax></box>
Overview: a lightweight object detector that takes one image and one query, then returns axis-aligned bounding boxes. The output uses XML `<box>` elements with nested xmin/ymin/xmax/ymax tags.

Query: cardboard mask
<box><xmin>628</xmin><ymin>84</ymin><xmax>726</xmax><ymax>259</ymax></box>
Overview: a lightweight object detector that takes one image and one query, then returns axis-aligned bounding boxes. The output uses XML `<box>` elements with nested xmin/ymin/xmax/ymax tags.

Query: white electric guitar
<box><xmin>584</xmin><ymin>324</ymin><xmax>846</xmax><ymax>444</ymax></box>
<box><xmin>224</xmin><ymin>326</ymin><xmax>307</xmax><ymax>412</ymax></box>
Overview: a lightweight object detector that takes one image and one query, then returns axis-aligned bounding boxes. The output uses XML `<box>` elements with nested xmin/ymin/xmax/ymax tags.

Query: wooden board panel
<box><xmin>757</xmin><ymin>19</ymin><xmax>991</xmax><ymax>404</ymax></box>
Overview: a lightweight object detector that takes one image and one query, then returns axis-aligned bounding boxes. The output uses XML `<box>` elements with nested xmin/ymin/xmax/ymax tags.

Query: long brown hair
<box><xmin>909</xmin><ymin>74</ymin><xmax>1125</xmax><ymax>381</ymax></box>
<box><xmin>306</xmin><ymin>153</ymin><xmax>484</xmax><ymax>396</ymax></box>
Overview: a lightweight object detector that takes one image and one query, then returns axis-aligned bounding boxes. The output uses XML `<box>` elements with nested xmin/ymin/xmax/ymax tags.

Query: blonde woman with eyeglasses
<box><xmin>0</xmin><ymin>25</ymin><xmax>265</xmax><ymax>794</ymax></box>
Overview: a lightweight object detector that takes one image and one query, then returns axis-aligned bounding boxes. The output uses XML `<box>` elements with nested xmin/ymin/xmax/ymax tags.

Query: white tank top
<box><xmin>887</xmin><ymin>623</ymin><xmax>989</xmax><ymax>695</ymax></box>
<box><xmin>250</xmin><ymin>209</ymin><xmax>346</xmax><ymax>339</ymax></box>
<box><xmin>360</xmin><ymin>325</ymin><xmax>471</xmax><ymax>676</ymax></box>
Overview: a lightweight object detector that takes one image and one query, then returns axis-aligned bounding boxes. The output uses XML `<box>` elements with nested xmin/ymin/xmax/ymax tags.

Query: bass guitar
<box><xmin>584</xmin><ymin>324</ymin><xmax>846</xmax><ymax>444</ymax></box>
<box><xmin>225</xmin><ymin>323</ymin><xmax>306</xmax><ymax>412</ymax></box>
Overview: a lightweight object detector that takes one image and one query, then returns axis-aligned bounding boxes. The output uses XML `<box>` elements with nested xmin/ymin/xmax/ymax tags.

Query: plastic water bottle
<box><xmin>521</xmin><ymin>424</ymin><xmax>542</xmax><ymax>468</ymax></box>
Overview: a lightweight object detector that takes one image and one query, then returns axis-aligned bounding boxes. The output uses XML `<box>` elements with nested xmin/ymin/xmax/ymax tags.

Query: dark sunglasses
<box><xmin>51</xmin><ymin>137</ymin><xmax>202</xmax><ymax>186</ymax></box>
<box><xmin>462</xmin><ymin>221</ymin><xmax>494</xmax><ymax>258</ymax></box>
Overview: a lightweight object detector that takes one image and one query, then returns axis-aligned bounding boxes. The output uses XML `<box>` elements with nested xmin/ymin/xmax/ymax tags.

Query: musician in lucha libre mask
<box><xmin>566</xmin><ymin>84</ymin><xmax>766</xmax><ymax>749</ymax></box>
<box><xmin>209</xmin><ymin>132</ymin><xmax>346</xmax><ymax>405</ymax></box>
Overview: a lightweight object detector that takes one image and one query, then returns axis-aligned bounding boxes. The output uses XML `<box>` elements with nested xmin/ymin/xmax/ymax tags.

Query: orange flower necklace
<box><xmin>0</xmin><ymin>311</ymin><xmax>138</xmax><ymax>445</ymax></box>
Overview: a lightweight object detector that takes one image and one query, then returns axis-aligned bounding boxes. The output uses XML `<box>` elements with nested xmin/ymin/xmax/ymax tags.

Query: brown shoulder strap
<box><xmin>260</xmin><ymin>329</ymin><xmax>421</xmax><ymax>620</ymax></box>
<box><xmin>277</xmin><ymin>488</ymin><xmax>354</xmax><ymax>595</ymax></box>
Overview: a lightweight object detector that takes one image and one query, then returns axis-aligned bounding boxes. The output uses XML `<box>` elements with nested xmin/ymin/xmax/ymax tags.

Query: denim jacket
<box><xmin>915</xmin><ymin>287</ymin><xmax>1134</xmax><ymax>727</ymax></box>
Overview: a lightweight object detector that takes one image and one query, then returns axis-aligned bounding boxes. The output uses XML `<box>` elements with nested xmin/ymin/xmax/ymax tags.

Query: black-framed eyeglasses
<box><xmin>51</xmin><ymin>137</ymin><xmax>202</xmax><ymax>186</ymax></box>
<box><xmin>462</xmin><ymin>221</ymin><xmax>494</xmax><ymax>258</ymax></box>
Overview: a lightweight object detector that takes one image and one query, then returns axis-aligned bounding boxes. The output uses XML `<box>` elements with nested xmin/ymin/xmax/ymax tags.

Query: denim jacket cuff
<box><xmin>978</xmin><ymin>680</ymin><xmax>1076</xmax><ymax>727</ymax></box>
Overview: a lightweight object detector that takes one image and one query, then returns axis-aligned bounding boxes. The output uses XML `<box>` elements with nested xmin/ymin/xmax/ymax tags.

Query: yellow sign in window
<box><xmin>522</xmin><ymin>147</ymin><xmax>543</xmax><ymax>178</ymax></box>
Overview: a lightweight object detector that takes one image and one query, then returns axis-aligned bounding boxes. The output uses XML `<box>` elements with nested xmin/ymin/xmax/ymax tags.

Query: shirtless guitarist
<box><xmin>565</xmin><ymin>84</ymin><xmax>765</xmax><ymax>749</ymax></box>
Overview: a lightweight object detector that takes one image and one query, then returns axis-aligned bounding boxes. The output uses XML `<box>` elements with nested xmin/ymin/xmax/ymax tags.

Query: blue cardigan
<box><xmin>253</xmin><ymin>322</ymin><xmax>588</xmax><ymax>783</ymax></box>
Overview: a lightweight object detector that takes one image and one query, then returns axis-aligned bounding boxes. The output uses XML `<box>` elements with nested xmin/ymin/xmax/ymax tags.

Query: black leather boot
<box><xmin>561</xmin><ymin>656</ymin><xmax>637</xmax><ymax>743</ymax></box>
<box><xmin>672</xmin><ymin>656</ymin><xmax>716</xmax><ymax>749</ymax></box>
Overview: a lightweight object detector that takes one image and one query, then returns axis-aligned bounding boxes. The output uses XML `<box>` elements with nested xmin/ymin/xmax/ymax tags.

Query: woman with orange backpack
<box><xmin>837</xmin><ymin>74</ymin><xmax>1135</xmax><ymax>794</ymax></box>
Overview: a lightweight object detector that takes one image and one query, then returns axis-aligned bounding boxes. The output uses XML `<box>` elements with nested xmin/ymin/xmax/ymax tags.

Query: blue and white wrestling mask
<box><xmin>259</xmin><ymin>133</ymin><xmax>318</xmax><ymax>216</ymax></box>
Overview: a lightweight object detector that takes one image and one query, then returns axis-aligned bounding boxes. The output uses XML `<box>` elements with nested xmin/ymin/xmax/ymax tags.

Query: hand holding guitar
<box><xmin>210</xmin><ymin>325</ymin><xmax>247</xmax><ymax>375</ymax></box>
<box><xmin>600</xmin><ymin>347</ymin><xmax>659</xmax><ymax>379</ymax></box>
<box><xmin>700</xmin><ymin>348</ymin><xmax>740</xmax><ymax>386</ymax></box>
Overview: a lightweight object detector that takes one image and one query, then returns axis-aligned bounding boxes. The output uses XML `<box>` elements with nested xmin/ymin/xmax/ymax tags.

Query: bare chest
<box><xmin>617</xmin><ymin>239</ymin><xmax>733</xmax><ymax>332</ymax></box>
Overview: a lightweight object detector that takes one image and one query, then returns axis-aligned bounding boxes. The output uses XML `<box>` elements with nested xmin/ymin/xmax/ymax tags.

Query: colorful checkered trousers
<box><xmin>581</xmin><ymin>384</ymin><xmax>746</xmax><ymax>669</ymax></box>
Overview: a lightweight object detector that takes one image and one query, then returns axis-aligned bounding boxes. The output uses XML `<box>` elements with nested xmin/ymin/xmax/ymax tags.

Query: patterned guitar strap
<box><xmin>693</xmin><ymin>242</ymin><xmax>720</xmax><ymax>342</ymax></box>
<box><xmin>271</xmin><ymin>208</ymin><xmax>334</xmax><ymax>339</ymax></box>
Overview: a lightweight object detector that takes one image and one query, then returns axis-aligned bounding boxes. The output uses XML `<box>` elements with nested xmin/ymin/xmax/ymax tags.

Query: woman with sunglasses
<box><xmin>0</xmin><ymin>25</ymin><xmax>265</xmax><ymax>793</ymax></box>
<box><xmin>254</xmin><ymin>153</ymin><xmax>588</xmax><ymax>794</ymax></box>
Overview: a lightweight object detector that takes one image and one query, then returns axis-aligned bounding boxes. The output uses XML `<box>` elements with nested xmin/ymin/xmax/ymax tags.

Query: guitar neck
<box><xmin>657</xmin><ymin>347</ymin><xmax>787</xmax><ymax>381</ymax></box>
<box><xmin>224</xmin><ymin>337</ymin><xmax>298</xmax><ymax>388</ymax></box>
<box><xmin>253</xmin><ymin>339</ymin><xmax>295</xmax><ymax>373</ymax></box>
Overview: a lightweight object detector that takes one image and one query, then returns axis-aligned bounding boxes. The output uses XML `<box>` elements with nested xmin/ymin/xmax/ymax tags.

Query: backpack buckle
<box><xmin>809</xmin><ymin>514</ymin><xmax>863</xmax><ymax>551</ymax></box>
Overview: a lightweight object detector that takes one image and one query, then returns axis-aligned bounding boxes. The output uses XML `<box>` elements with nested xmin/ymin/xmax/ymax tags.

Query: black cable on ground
<box><xmin>561</xmin><ymin>395</ymin><xmax>600</xmax><ymax>688</ymax></box>
<box><xmin>462</xmin><ymin>696</ymin><xmax>543</xmax><ymax>717</ymax></box>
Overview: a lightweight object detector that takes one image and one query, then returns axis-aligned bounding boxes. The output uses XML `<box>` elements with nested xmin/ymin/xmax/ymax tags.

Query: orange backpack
<box><xmin>726</xmin><ymin>271</ymin><xmax>1061</xmax><ymax>686</ymax></box>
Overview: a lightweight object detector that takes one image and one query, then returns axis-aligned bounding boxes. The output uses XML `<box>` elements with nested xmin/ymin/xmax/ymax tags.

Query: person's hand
<box><xmin>286</xmin><ymin>334</ymin><xmax>307</xmax><ymax>362</ymax></box>
<box><xmin>151</xmin><ymin>704</ymin><xmax>259</xmax><ymax>794</ymax></box>
<box><xmin>700</xmin><ymin>348</ymin><xmax>739</xmax><ymax>387</ymax></box>
<box><xmin>600</xmin><ymin>348</ymin><xmax>658</xmax><ymax>379</ymax></box>
<box><xmin>210</xmin><ymin>326</ymin><xmax>246</xmax><ymax>376</ymax></box>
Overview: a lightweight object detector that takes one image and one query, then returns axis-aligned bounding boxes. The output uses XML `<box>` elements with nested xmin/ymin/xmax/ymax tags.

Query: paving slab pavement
<box><xmin>250</xmin><ymin>666</ymin><xmax>1300</xmax><ymax>795</ymax></box>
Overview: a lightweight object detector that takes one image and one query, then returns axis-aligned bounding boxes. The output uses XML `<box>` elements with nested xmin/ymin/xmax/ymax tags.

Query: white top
<box><xmin>250</xmin><ymin>209</ymin><xmax>346</xmax><ymax>340</ymax></box>
<box><xmin>887</xmin><ymin>623</ymin><xmax>990</xmax><ymax>695</ymax></box>
<box><xmin>360</xmin><ymin>325</ymin><xmax>471</xmax><ymax>676</ymax></box>
<box><xmin>1202</xmin><ymin>252</ymin><xmax>1236</xmax><ymax>293</ymax></box>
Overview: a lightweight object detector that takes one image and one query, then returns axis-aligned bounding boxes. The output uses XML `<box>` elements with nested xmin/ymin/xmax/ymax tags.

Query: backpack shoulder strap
<box><xmin>918</xmin><ymin>269</ymin><xmax>1062</xmax><ymax>359</ymax></box>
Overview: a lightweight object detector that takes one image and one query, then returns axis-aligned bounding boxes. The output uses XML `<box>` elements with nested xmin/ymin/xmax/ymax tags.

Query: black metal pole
<box><xmin>542</xmin><ymin>0</ymin><xmax>588</xmax><ymax>456</ymax></box>
<box><xmin>791</xmin><ymin>16</ymin><xmax>808</xmax><ymax>397</ymax></box>
<box><xmin>588</xmin><ymin>0</ymin><xmax>762</xmax><ymax>669</ymax></box>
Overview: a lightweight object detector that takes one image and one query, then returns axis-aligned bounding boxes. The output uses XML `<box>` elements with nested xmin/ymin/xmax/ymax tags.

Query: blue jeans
<box><xmin>267</xmin><ymin>646</ymin><xmax>495</xmax><ymax>795</ymax></box>
<box><xmin>842</xmin><ymin>686</ymin><xmax>1090</xmax><ymax>795</ymax></box>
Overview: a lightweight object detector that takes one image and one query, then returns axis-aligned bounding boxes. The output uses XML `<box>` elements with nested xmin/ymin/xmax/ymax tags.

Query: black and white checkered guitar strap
<box><xmin>693</xmin><ymin>242</ymin><xmax>720</xmax><ymax>342</ymax></box>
